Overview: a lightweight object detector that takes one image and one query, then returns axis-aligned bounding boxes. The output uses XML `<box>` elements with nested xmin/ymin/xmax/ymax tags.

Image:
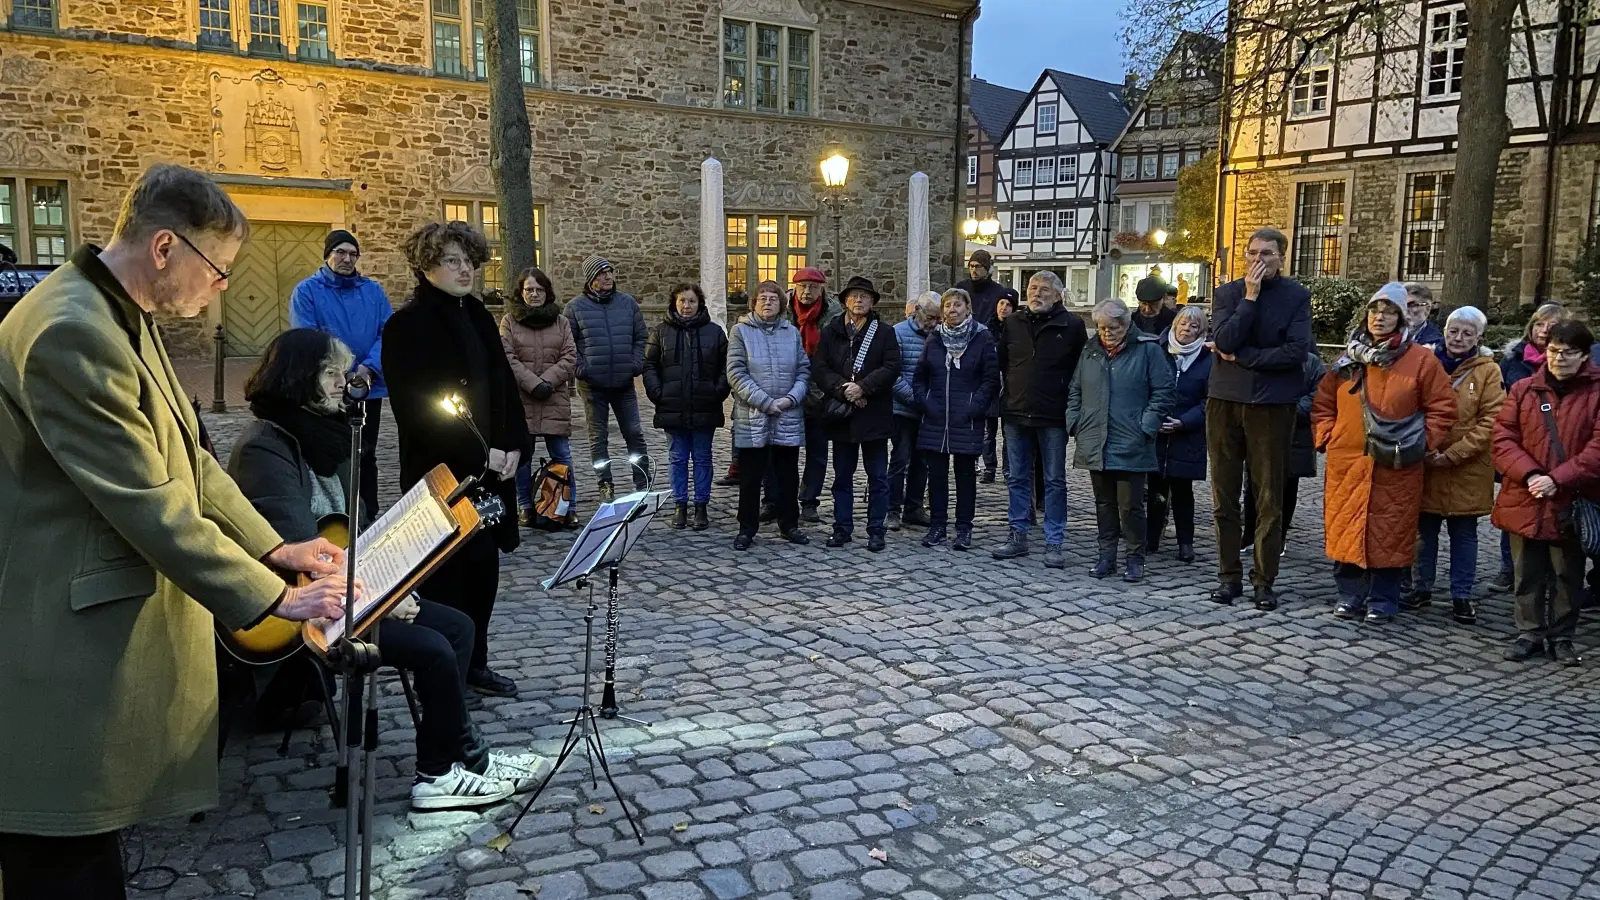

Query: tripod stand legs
<box><xmin>506</xmin><ymin>703</ymin><xmax>645</xmax><ymax>844</ymax></box>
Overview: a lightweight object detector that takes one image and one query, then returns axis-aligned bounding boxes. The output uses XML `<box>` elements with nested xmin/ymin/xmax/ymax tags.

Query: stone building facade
<box><xmin>0</xmin><ymin>0</ymin><xmax>974</xmax><ymax>355</ymax></box>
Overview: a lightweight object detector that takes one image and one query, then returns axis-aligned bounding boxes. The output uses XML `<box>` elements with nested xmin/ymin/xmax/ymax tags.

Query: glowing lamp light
<box><xmin>963</xmin><ymin>218</ymin><xmax>980</xmax><ymax>238</ymax></box>
<box><xmin>1152</xmin><ymin>229</ymin><xmax>1169</xmax><ymax>247</ymax></box>
<box><xmin>440</xmin><ymin>394</ymin><xmax>465</xmax><ymax>417</ymax></box>
<box><xmin>978</xmin><ymin>218</ymin><xmax>1000</xmax><ymax>238</ymax></box>
<box><xmin>820</xmin><ymin>153</ymin><xmax>851</xmax><ymax>188</ymax></box>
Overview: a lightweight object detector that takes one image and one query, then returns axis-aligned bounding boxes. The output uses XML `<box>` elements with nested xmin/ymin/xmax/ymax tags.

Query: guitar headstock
<box><xmin>473</xmin><ymin>492</ymin><xmax>507</xmax><ymax>527</ymax></box>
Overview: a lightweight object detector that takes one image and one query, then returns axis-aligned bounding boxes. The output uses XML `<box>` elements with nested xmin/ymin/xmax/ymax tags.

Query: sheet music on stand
<box><xmin>319</xmin><ymin>479</ymin><xmax>459</xmax><ymax>645</ymax></box>
<box><xmin>543</xmin><ymin>490</ymin><xmax>670</xmax><ymax>590</ymax></box>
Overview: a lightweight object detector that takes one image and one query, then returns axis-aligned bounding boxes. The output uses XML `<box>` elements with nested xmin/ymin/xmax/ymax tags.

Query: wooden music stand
<box><xmin>300</xmin><ymin>464</ymin><xmax>484</xmax><ymax>661</ymax></box>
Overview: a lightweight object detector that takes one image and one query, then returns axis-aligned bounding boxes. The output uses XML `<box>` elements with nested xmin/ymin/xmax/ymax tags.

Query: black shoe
<box><xmin>517</xmin><ymin>509</ymin><xmax>535</xmax><ymax>529</ymax></box>
<box><xmin>921</xmin><ymin>526</ymin><xmax>947</xmax><ymax>548</ymax></box>
<box><xmin>1044</xmin><ymin>545</ymin><xmax>1065</xmax><ymax>569</ymax></box>
<box><xmin>1364</xmin><ymin>609</ymin><xmax>1394</xmax><ymax>625</ymax></box>
<box><xmin>1400</xmin><ymin>590</ymin><xmax>1431</xmax><ymax>612</ymax></box>
<box><xmin>1552</xmin><ymin>640</ymin><xmax>1582</xmax><ymax>667</ymax></box>
<box><xmin>672</xmin><ymin>503</ymin><xmax>688</xmax><ymax>530</ymax></box>
<box><xmin>1494</xmin><ymin>570</ymin><xmax>1514</xmax><ymax>590</ymax></box>
<box><xmin>903</xmin><ymin>508</ymin><xmax>932</xmax><ymax>528</ymax></box>
<box><xmin>597</xmin><ymin>482</ymin><xmax>616</xmax><ymax>504</ymax></box>
<box><xmin>1505</xmin><ymin>637</ymin><xmax>1544</xmax><ymax>661</ymax></box>
<box><xmin>716</xmin><ymin>469</ymin><xmax>739</xmax><ymax>487</ymax></box>
<box><xmin>1451</xmin><ymin>597</ymin><xmax>1477</xmax><ymax>624</ymax></box>
<box><xmin>693</xmin><ymin>503</ymin><xmax>710</xmax><ymax>531</ymax></box>
<box><xmin>759</xmin><ymin>505</ymin><xmax>778</xmax><ymax>524</ymax></box>
<box><xmin>1123</xmin><ymin>558</ymin><xmax>1144</xmax><ymax>583</ymax></box>
<box><xmin>980</xmin><ymin>468</ymin><xmax>996</xmax><ymax>484</ymax></box>
<box><xmin>867</xmin><ymin>533</ymin><xmax>886</xmax><ymax>552</ymax></box>
<box><xmin>886</xmin><ymin>510</ymin><xmax>903</xmax><ymax>531</ymax></box>
<box><xmin>1176</xmin><ymin>543</ymin><xmax>1195</xmax><ymax>564</ymax></box>
<box><xmin>733</xmin><ymin>532</ymin><xmax>754</xmax><ymax>551</ymax></box>
<box><xmin>781</xmin><ymin>527</ymin><xmax>810</xmax><ymax>545</ymax></box>
<box><xmin>467</xmin><ymin>668</ymin><xmax>518</xmax><ymax>698</ymax></box>
<box><xmin>1146</xmin><ymin>539</ymin><xmax>1160</xmax><ymax>554</ymax></box>
<box><xmin>826</xmin><ymin>531</ymin><xmax>852</xmax><ymax>548</ymax></box>
<box><xmin>1333</xmin><ymin>599</ymin><xmax>1365</xmax><ymax>620</ymax></box>
<box><xmin>463</xmin><ymin>692</ymin><xmax>485</xmax><ymax>712</ymax></box>
<box><xmin>992</xmin><ymin>530</ymin><xmax>1029</xmax><ymax>559</ymax></box>
<box><xmin>801</xmin><ymin>502</ymin><xmax>821</xmax><ymax>523</ymax></box>
<box><xmin>1091</xmin><ymin>554</ymin><xmax>1115</xmax><ymax>578</ymax></box>
<box><xmin>952</xmin><ymin>527</ymin><xmax>973</xmax><ymax>551</ymax></box>
<box><xmin>1210</xmin><ymin>583</ymin><xmax>1243</xmax><ymax>605</ymax></box>
<box><xmin>1253</xmin><ymin>587</ymin><xmax>1279</xmax><ymax>611</ymax></box>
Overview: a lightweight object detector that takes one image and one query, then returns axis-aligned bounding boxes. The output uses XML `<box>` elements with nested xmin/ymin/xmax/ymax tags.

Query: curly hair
<box><xmin>403</xmin><ymin>220</ymin><xmax>491</xmax><ymax>273</ymax></box>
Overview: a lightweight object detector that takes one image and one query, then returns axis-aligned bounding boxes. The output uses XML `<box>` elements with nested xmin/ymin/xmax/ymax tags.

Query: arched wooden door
<box><xmin>221</xmin><ymin>221</ymin><xmax>326</xmax><ymax>356</ymax></box>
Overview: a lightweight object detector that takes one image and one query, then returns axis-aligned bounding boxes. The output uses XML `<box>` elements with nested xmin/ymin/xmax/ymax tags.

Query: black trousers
<box><xmin>0</xmin><ymin>830</ymin><xmax>126</xmax><ymax>900</ymax></box>
<box><xmin>1090</xmin><ymin>470</ymin><xmax>1147</xmax><ymax>559</ymax></box>
<box><xmin>379</xmin><ymin>600</ymin><xmax>481</xmax><ymax>777</ymax></box>
<box><xmin>417</xmin><ymin>530</ymin><xmax>499</xmax><ymax>672</ymax></box>
<box><xmin>738</xmin><ymin>445</ymin><xmax>799</xmax><ymax>535</ymax></box>
<box><xmin>926</xmin><ymin>451</ymin><xmax>977</xmax><ymax>530</ymax></box>
<box><xmin>358</xmin><ymin>398</ymin><xmax>383</xmax><ymax>516</ymax></box>
<box><xmin>1146</xmin><ymin>474</ymin><xmax>1196</xmax><ymax>548</ymax></box>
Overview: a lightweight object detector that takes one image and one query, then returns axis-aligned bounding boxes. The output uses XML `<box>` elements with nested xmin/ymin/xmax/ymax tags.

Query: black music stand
<box><xmin>503</xmin><ymin>489</ymin><xmax>667</xmax><ymax>842</ymax></box>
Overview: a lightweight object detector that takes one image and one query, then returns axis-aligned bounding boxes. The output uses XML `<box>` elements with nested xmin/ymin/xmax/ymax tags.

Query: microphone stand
<box><xmin>599</xmin><ymin>457</ymin><xmax>653</xmax><ymax>725</ymax></box>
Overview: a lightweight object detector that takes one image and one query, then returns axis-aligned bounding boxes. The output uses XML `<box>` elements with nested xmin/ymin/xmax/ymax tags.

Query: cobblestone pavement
<box><xmin>122</xmin><ymin>389</ymin><xmax>1600</xmax><ymax>900</ymax></box>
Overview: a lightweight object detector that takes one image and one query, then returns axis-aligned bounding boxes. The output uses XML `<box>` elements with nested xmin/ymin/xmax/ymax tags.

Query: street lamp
<box><xmin>963</xmin><ymin>218</ymin><xmax>980</xmax><ymax>238</ymax></box>
<box><xmin>1152</xmin><ymin>228</ymin><xmax>1169</xmax><ymax>248</ymax></box>
<box><xmin>978</xmin><ymin>218</ymin><xmax>1000</xmax><ymax>239</ymax></box>
<box><xmin>819</xmin><ymin>150</ymin><xmax>851</xmax><ymax>293</ymax></box>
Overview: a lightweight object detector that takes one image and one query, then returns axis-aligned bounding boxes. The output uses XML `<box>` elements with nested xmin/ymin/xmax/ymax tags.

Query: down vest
<box><xmin>643</xmin><ymin>308</ymin><xmax>730</xmax><ymax>431</ymax></box>
<box><xmin>728</xmin><ymin>313</ymin><xmax>810</xmax><ymax>449</ymax></box>
<box><xmin>565</xmin><ymin>290</ymin><xmax>647</xmax><ymax>389</ymax></box>
<box><xmin>1066</xmin><ymin>330</ymin><xmax>1177</xmax><ymax>473</ymax></box>
<box><xmin>1491</xmin><ymin>364</ymin><xmax>1600</xmax><ymax>541</ymax></box>
<box><xmin>1420</xmin><ymin>351</ymin><xmax>1506</xmax><ymax>518</ymax></box>
<box><xmin>1312</xmin><ymin>343</ymin><xmax>1456</xmax><ymax>569</ymax></box>
<box><xmin>891</xmin><ymin>318</ymin><xmax>930</xmax><ymax>419</ymax></box>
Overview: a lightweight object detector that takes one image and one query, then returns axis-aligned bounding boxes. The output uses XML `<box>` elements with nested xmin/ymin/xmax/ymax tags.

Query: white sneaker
<box><xmin>480</xmin><ymin>750</ymin><xmax>553</xmax><ymax>793</ymax></box>
<box><xmin>410</xmin><ymin>762</ymin><xmax>515</xmax><ymax>810</ymax></box>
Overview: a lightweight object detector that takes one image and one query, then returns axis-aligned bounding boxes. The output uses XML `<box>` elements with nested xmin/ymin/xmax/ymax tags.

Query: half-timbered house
<box><xmin>963</xmin><ymin>77</ymin><xmax>1029</xmax><ymax>231</ymax></box>
<box><xmin>993</xmin><ymin>69</ymin><xmax>1132</xmax><ymax>304</ymax></box>
<box><xmin>1220</xmin><ymin>0</ymin><xmax>1600</xmax><ymax>311</ymax></box>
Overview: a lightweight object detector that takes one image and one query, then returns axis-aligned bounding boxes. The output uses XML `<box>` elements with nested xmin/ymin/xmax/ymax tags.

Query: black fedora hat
<box><xmin>840</xmin><ymin>275</ymin><xmax>880</xmax><ymax>303</ymax></box>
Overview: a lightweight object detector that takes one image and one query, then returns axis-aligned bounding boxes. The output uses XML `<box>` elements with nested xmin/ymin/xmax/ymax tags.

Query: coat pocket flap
<box><xmin>70</xmin><ymin>563</ymin><xmax>157</xmax><ymax>612</ymax></box>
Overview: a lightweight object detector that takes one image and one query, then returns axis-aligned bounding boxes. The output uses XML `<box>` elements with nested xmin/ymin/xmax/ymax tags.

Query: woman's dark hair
<box><xmin>403</xmin><ymin>220</ymin><xmax>491</xmax><ymax>273</ymax></box>
<box><xmin>245</xmin><ymin>328</ymin><xmax>352</xmax><ymax>409</ymax></box>
<box><xmin>1547</xmin><ymin>319</ymin><xmax>1595</xmax><ymax>354</ymax></box>
<box><xmin>512</xmin><ymin>266</ymin><xmax>558</xmax><ymax>307</ymax></box>
<box><xmin>668</xmin><ymin>282</ymin><xmax>706</xmax><ymax>306</ymax></box>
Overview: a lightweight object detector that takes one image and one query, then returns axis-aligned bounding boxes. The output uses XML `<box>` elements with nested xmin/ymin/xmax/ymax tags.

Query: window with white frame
<box><xmin>430</xmin><ymin>0</ymin><xmax>541</xmax><ymax>82</ymax></box>
<box><xmin>1059</xmin><ymin>156</ymin><xmax>1078</xmax><ymax>187</ymax></box>
<box><xmin>1013</xmin><ymin>210</ymin><xmax>1032</xmax><ymax>241</ymax></box>
<box><xmin>1290</xmin><ymin>47</ymin><xmax>1333</xmax><ymax>118</ymax></box>
<box><xmin>1140</xmin><ymin>155</ymin><xmax>1158</xmax><ymax>180</ymax></box>
<box><xmin>470</xmin><ymin>0</ymin><xmax>542</xmax><ymax>83</ymax></box>
<box><xmin>1426</xmin><ymin>7</ymin><xmax>1468</xmax><ymax>99</ymax></box>
<box><xmin>1400</xmin><ymin>171</ymin><xmax>1452</xmax><ymax>280</ymax></box>
<box><xmin>1056</xmin><ymin>209</ymin><xmax>1076</xmax><ymax>239</ymax></box>
<box><xmin>1037</xmin><ymin>103</ymin><xmax>1058</xmax><ymax>135</ymax></box>
<box><xmin>1161</xmin><ymin>152</ymin><xmax>1179</xmax><ymax>179</ymax></box>
<box><xmin>723</xmin><ymin>19</ymin><xmax>814</xmax><ymax>115</ymax></box>
<box><xmin>0</xmin><ymin>177</ymin><xmax>70</xmax><ymax>265</ymax></box>
<box><xmin>1182</xmin><ymin>148</ymin><xmax>1203</xmax><ymax>168</ymax></box>
<box><xmin>442</xmin><ymin>199</ymin><xmax>546</xmax><ymax>294</ymax></box>
<box><xmin>966</xmin><ymin>155</ymin><xmax>978</xmax><ymax>186</ymax></box>
<box><xmin>1034</xmin><ymin>210</ymin><xmax>1054</xmax><ymax>239</ymax></box>
<box><xmin>1035</xmin><ymin>157</ymin><xmax>1056</xmax><ymax>186</ymax></box>
<box><xmin>195</xmin><ymin>0</ymin><xmax>333</xmax><ymax>59</ymax></box>
<box><xmin>1014</xmin><ymin>159</ymin><xmax>1035</xmax><ymax>188</ymax></box>
<box><xmin>1120</xmin><ymin>155</ymin><xmax>1137</xmax><ymax>181</ymax></box>
<box><xmin>1149</xmin><ymin>201</ymin><xmax>1172</xmax><ymax>232</ymax></box>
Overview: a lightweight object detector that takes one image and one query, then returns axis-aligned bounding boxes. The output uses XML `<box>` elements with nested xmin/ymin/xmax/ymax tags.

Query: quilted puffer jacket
<box><xmin>727</xmin><ymin>312</ymin><xmax>811</xmax><ymax>449</ymax></box>
<box><xmin>891</xmin><ymin>318</ymin><xmax>930</xmax><ymax>419</ymax></box>
<box><xmin>1420</xmin><ymin>351</ymin><xmax>1505</xmax><ymax>518</ymax></box>
<box><xmin>564</xmin><ymin>289</ymin><xmax>647</xmax><ymax>389</ymax></box>
<box><xmin>1492</xmin><ymin>364</ymin><xmax>1600</xmax><ymax>541</ymax></box>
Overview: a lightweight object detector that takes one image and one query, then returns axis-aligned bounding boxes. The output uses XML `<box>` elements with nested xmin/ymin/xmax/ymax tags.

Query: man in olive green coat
<box><xmin>0</xmin><ymin>164</ymin><xmax>351</xmax><ymax>898</ymax></box>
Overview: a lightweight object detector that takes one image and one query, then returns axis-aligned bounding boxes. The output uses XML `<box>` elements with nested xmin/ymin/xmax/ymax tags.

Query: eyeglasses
<box><xmin>175</xmin><ymin>232</ymin><xmax>232</xmax><ymax>282</ymax></box>
<box><xmin>330</xmin><ymin>248</ymin><xmax>361</xmax><ymax>260</ymax></box>
<box><xmin>440</xmin><ymin>255</ymin><xmax>475</xmax><ymax>272</ymax></box>
<box><xmin>1549</xmin><ymin>348</ymin><xmax>1586</xmax><ymax>362</ymax></box>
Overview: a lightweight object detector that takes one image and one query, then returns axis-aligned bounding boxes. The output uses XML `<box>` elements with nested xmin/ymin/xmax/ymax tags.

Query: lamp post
<box><xmin>962</xmin><ymin>216</ymin><xmax>1001</xmax><ymax>246</ymax></box>
<box><xmin>819</xmin><ymin>150</ymin><xmax>851</xmax><ymax>293</ymax></box>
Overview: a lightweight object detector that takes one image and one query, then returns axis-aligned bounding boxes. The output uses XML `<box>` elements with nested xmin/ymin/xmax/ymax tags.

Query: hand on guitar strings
<box><xmin>276</xmin><ymin>575</ymin><xmax>362</xmax><ymax>622</ymax></box>
<box><xmin>267</xmin><ymin>537</ymin><xmax>346</xmax><ymax>577</ymax></box>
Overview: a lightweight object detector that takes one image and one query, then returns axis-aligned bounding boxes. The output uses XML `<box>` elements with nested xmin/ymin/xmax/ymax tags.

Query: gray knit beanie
<box><xmin>583</xmin><ymin>255</ymin><xmax>614</xmax><ymax>289</ymax></box>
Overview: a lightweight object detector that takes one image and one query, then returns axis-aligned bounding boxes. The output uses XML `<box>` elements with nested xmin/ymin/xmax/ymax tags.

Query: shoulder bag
<box><xmin>1356</xmin><ymin>369</ymin><xmax>1428</xmax><ymax>468</ymax></box>
<box><xmin>1535</xmin><ymin>398</ymin><xmax>1600</xmax><ymax>556</ymax></box>
<box><xmin>811</xmin><ymin>320</ymin><xmax>878</xmax><ymax>422</ymax></box>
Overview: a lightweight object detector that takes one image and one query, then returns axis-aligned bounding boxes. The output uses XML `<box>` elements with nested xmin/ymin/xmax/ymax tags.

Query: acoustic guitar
<box><xmin>217</xmin><ymin>492</ymin><xmax>505</xmax><ymax>666</ymax></box>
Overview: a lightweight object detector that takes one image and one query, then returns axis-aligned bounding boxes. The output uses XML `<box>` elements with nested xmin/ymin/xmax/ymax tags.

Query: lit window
<box><xmin>1400</xmin><ymin>172</ymin><xmax>1452</xmax><ymax>280</ymax></box>
<box><xmin>723</xmin><ymin>19</ymin><xmax>814</xmax><ymax>116</ymax></box>
<box><xmin>1426</xmin><ymin>7</ymin><xmax>1468</xmax><ymax>99</ymax></box>
<box><xmin>440</xmin><ymin>200</ymin><xmax>545</xmax><ymax>296</ymax></box>
<box><xmin>725</xmin><ymin>214</ymin><xmax>810</xmax><ymax>293</ymax></box>
<box><xmin>1292</xmin><ymin>180</ymin><xmax>1347</xmax><ymax>278</ymax></box>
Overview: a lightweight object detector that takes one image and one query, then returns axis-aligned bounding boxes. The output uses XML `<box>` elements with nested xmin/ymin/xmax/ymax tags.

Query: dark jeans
<box><xmin>417</xmin><ymin>529</ymin><xmax>499</xmax><ymax>672</ymax></box>
<box><xmin>889</xmin><ymin>416</ymin><xmax>927</xmax><ymax>512</ymax></box>
<box><xmin>738</xmin><ymin>445</ymin><xmax>799</xmax><ymax>534</ymax></box>
<box><xmin>799</xmin><ymin>417</ymin><xmax>830</xmax><ymax>505</ymax></box>
<box><xmin>1243</xmin><ymin>474</ymin><xmax>1302</xmax><ymax>547</ymax></box>
<box><xmin>358</xmin><ymin>398</ymin><xmax>383</xmax><ymax>515</ymax></box>
<box><xmin>926</xmin><ymin>451</ymin><xmax>977</xmax><ymax>530</ymax></box>
<box><xmin>1090</xmin><ymin>470</ymin><xmax>1147</xmax><ymax>560</ymax></box>
<box><xmin>514</xmin><ymin>435</ymin><xmax>576</xmax><ymax>509</ymax></box>
<box><xmin>1209</xmin><ymin>399</ymin><xmax>1295</xmax><ymax>589</ymax></box>
<box><xmin>1416</xmin><ymin>513</ymin><xmax>1480</xmax><ymax>600</ymax></box>
<box><xmin>578</xmin><ymin>383</ymin><xmax>650</xmax><ymax>489</ymax></box>
<box><xmin>983</xmin><ymin>417</ymin><xmax>1000</xmax><ymax>472</ymax></box>
<box><xmin>1500</xmin><ymin>529</ymin><xmax>1514</xmax><ymax>577</ymax></box>
<box><xmin>1004</xmin><ymin>423</ymin><xmax>1067</xmax><ymax>544</ymax></box>
<box><xmin>1511</xmin><ymin>534</ymin><xmax>1583</xmax><ymax>640</ymax></box>
<box><xmin>832</xmin><ymin>439</ymin><xmax>890</xmax><ymax>537</ymax></box>
<box><xmin>1335</xmin><ymin>563</ymin><xmax>1405</xmax><ymax>616</ymax></box>
<box><xmin>667</xmin><ymin>428</ymin><xmax>716</xmax><ymax>505</ymax></box>
<box><xmin>0</xmin><ymin>831</ymin><xmax>125</xmax><ymax>899</ymax></box>
<box><xmin>379</xmin><ymin>600</ymin><xmax>480</xmax><ymax>777</ymax></box>
<box><xmin>1146</xmin><ymin>474</ymin><xmax>1195</xmax><ymax>548</ymax></box>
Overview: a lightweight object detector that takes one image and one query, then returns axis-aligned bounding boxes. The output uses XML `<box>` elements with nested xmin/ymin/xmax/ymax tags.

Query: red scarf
<box><xmin>794</xmin><ymin>298</ymin><xmax>825</xmax><ymax>356</ymax></box>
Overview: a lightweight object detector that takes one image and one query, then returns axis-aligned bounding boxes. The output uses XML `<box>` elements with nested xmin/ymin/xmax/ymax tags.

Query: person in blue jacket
<box><xmin>1148</xmin><ymin>305</ymin><xmax>1214</xmax><ymax>564</ymax></box>
<box><xmin>289</xmin><ymin>229</ymin><xmax>393</xmax><ymax>514</ymax></box>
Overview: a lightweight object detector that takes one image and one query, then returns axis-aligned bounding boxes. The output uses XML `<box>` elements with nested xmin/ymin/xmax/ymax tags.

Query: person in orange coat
<box><xmin>1313</xmin><ymin>283</ymin><xmax>1456</xmax><ymax>624</ymax></box>
<box><xmin>1491</xmin><ymin>318</ymin><xmax>1600</xmax><ymax>666</ymax></box>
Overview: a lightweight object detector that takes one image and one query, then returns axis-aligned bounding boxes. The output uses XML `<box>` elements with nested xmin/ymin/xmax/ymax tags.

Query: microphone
<box><xmin>343</xmin><ymin>374</ymin><xmax>371</xmax><ymax>407</ymax></box>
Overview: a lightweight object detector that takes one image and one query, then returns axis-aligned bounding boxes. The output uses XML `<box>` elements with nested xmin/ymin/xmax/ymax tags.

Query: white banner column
<box><xmin>700</xmin><ymin>157</ymin><xmax>727</xmax><ymax>329</ymax></box>
<box><xmin>907</xmin><ymin>171</ymin><xmax>930</xmax><ymax>302</ymax></box>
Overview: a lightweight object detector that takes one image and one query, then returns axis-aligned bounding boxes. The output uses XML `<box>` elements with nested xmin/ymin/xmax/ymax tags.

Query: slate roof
<box><xmin>969</xmin><ymin>77</ymin><xmax>1029</xmax><ymax>143</ymax></box>
<box><xmin>1043</xmin><ymin>69</ymin><xmax>1134</xmax><ymax>145</ymax></box>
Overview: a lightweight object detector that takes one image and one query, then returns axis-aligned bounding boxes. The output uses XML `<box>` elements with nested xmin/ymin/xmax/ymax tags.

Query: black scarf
<box><xmin>251</xmin><ymin>396</ymin><xmax>352</xmax><ymax>477</ymax></box>
<box><xmin>513</xmin><ymin>297</ymin><xmax>563</xmax><ymax>329</ymax></box>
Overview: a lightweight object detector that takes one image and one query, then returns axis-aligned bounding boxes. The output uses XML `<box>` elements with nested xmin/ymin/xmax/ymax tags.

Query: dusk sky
<box><xmin>971</xmin><ymin>0</ymin><xmax>1129</xmax><ymax>91</ymax></box>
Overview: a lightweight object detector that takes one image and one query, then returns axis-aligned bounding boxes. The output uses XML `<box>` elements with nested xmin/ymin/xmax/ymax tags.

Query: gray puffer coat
<box><xmin>565</xmin><ymin>289</ymin><xmax>647</xmax><ymax>389</ymax></box>
<box><xmin>728</xmin><ymin>312</ymin><xmax>811</xmax><ymax>449</ymax></box>
<box><xmin>1066</xmin><ymin>328</ymin><xmax>1177</xmax><ymax>473</ymax></box>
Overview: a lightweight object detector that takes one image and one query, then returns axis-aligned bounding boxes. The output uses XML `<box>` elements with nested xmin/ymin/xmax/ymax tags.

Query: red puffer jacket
<box><xmin>1491</xmin><ymin>364</ymin><xmax>1600</xmax><ymax>541</ymax></box>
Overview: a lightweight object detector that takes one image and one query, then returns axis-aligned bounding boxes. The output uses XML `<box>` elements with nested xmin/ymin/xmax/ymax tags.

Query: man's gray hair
<box><xmin>1405</xmin><ymin>283</ymin><xmax>1434</xmax><ymax>304</ymax></box>
<box><xmin>1248</xmin><ymin>226</ymin><xmax>1288</xmax><ymax>255</ymax></box>
<box><xmin>913</xmin><ymin>291</ymin><xmax>942</xmax><ymax>317</ymax></box>
<box><xmin>113</xmin><ymin>163</ymin><xmax>249</xmax><ymax>243</ymax></box>
<box><xmin>1445</xmin><ymin>305</ymin><xmax>1488</xmax><ymax>336</ymax></box>
<box><xmin>1028</xmin><ymin>271</ymin><xmax>1064</xmax><ymax>294</ymax></box>
<box><xmin>1092</xmin><ymin>299</ymin><xmax>1132</xmax><ymax>324</ymax></box>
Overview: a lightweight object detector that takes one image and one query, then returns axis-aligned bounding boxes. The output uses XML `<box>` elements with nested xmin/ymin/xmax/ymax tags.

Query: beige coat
<box><xmin>500</xmin><ymin>311</ymin><xmax>577</xmax><ymax>437</ymax></box>
<box><xmin>1420</xmin><ymin>351</ymin><xmax>1506</xmax><ymax>517</ymax></box>
<box><xmin>0</xmin><ymin>250</ymin><xmax>285</xmax><ymax>836</ymax></box>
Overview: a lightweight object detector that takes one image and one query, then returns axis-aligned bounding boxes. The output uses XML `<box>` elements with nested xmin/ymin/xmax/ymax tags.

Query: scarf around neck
<box><xmin>251</xmin><ymin>396</ymin><xmax>352</xmax><ymax>478</ymax></box>
<box><xmin>1524</xmin><ymin>342</ymin><xmax>1547</xmax><ymax>368</ymax></box>
<box><xmin>937</xmin><ymin>316</ymin><xmax>978</xmax><ymax>363</ymax></box>
<box><xmin>794</xmin><ymin>296</ymin><xmax>825</xmax><ymax>355</ymax></box>
<box><xmin>1168</xmin><ymin>330</ymin><xmax>1205</xmax><ymax>375</ymax></box>
<box><xmin>1436</xmin><ymin>344</ymin><xmax>1474</xmax><ymax>375</ymax></box>
<box><xmin>513</xmin><ymin>298</ymin><xmax>562</xmax><ymax>329</ymax></box>
<box><xmin>1338</xmin><ymin>328</ymin><xmax>1409</xmax><ymax>375</ymax></box>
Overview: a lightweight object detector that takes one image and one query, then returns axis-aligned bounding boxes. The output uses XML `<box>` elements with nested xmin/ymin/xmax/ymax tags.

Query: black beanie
<box><xmin>324</xmin><ymin>229</ymin><xmax>359</xmax><ymax>259</ymax></box>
